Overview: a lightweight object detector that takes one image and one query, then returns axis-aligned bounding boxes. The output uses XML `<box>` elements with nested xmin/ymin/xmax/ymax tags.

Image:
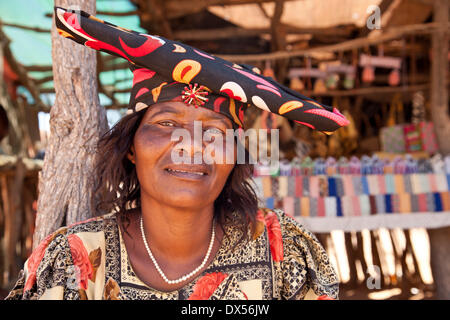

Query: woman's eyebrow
<box><xmin>147</xmin><ymin>107</ymin><xmax>181</xmax><ymax>119</ymax></box>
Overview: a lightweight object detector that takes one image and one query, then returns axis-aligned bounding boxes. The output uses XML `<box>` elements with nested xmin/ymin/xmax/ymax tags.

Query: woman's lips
<box><xmin>164</xmin><ymin>167</ymin><xmax>208</xmax><ymax>180</ymax></box>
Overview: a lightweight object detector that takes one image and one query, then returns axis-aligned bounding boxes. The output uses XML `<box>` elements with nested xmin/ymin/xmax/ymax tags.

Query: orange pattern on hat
<box><xmin>278</xmin><ymin>101</ymin><xmax>303</xmax><ymax>114</ymax></box>
<box><xmin>152</xmin><ymin>82</ymin><xmax>168</xmax><ymax>102</ymax></box>
<box><xmin>172</xmin><ymin>60</ymin><xmax>201</xmax><ymax>84</ymax></box>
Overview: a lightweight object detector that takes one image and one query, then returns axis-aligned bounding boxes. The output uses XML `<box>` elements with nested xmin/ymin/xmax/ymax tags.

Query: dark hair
<box><xmin>93</xmin><ymin>108</ymin><xmax>259</xmax><ymax>246</ymax></box>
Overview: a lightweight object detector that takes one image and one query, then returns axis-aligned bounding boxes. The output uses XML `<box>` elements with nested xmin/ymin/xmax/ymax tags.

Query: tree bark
<box><xmin>430</xmin><ymin>0</ymin><xmax>450</xmax><ymax>153</ymax></box>
<box><xmin>33</xmin><ymin>0</ymin><xmax>108</xmax><ymax>248</ymax></box>
<box><xmin>429</xmin><ymin>227</ymin><xmax>450</xmax><ymax>299</ymax></box>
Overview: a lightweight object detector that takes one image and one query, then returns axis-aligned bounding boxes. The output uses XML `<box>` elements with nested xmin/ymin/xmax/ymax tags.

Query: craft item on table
<box><xmin>447</xmin><ymin>174</ymin><xmax>450</xmax><ymax>190</ymax></box>
<box><xmin>279</xmin><ymin>160</ymin><xmax>292</xmax><ymax>176</ymax></box>
<box><xmin>287</xmin><ymin>176</ymin><xmax>296</xmax><ymax>196</ymax></box>
<box><xmin>394</xmin><ymin>174</ymin><xmax>405</xmax><ymax>194</ymax></box>
<box><xmin>352</xmin><ymin>196</ymin><xmax>362</xmax><ymax>216</ymax></box>
<box><xmin>393</xmin><ymin>156</ymin><xmax>406</xmax><ymax>174</ymax></box>
<box><xmin>336</xmin><ymin>197</ymin><xmax>343</xmax><ymax>217</ymax></box>
<box><xmin>325</xmin><ymin>73</ymin><xmax>339</xmax><ymax>90</ymax></box>
<box><xmin>353</xmin><ymin>176</ymin><xmax>370</xmax><ymax>194</ymax></box>
<box><xmin>262</xmin><ymin>176</ymin><xmax>272</xmax><ymax>198</ymax></box>
<box><xmin>318</xmin><ymin>176</ymin><xmax>329</xmax><ymax>197</ymax></box>
<box><xmin>278</xmin><ymin>176</ymin><xmax>288</xmax><ymax>198</ymax></box>
<box><xmin>328</xmin><ymin>177</ymin><xmax>337</xmax><ymax>197</ymax></box>
<box><xmin>255</xmin><ymin>161</ymin><xmax>271</xmax><ymax>176</ymax></box>
<box><xmin>404</xmin><ymin>124</ymin><xmax>422</xmax><ymax>152</ymax></box>
<box><xmin>309</xmin><ymin>176</ymin><xmax>320</xmax><ymax>197</ymax></box>
<box><xmin>301</xmin><ymin>157</ymin><xmax>314</xmax><ymax>175</ymax></box>
<box><xmin>367</xmin><ymin>175</ymin><xmax>380</xmax><ymax>195</ymax></box>
<box><xmin>384</xmin><ymin>194</ymin><xmax>393</xmax><ymax>213</ymax></box>
<box><xmin>384</xmin><ymin>159</ymin><xmax>394</xmax><ymax>174</ymax></box>
<box><xmin>359</xmin><ymin>53</ymin><xmax>402</xmax><ymax>85</ymax></box>
<box><xmin>337</xmin><ymin>157</ymin><xmax>350</xmax><ymax>174</ymax></box>
<box><xmin>410</xmin><ymin>194</ymin><xmax>419</xmax><ymax>212</ymax></box>
<box><xmin>445</xmin><ymin>155</ymin><xmax>450</xmax><ymax>174</ymax></box>
<box><xmin>436</xmin><ymin>174</ymin><xmax>449</xmax><ymax>192</ymax></box>
<box><xmin>300</xmin><ymin>197</ymin><xmax>310</xmax><ymax>217</ymax></box>
<box><xmin>430</xmin><ymin>154</ymin><xmax>445</xmax><ymax>174</ymax></box>
<box><xmin>313</xmin><ymin>158</ymin><xmax>326</xmax><ymax>175</ymax></box>
<box><xmin>271</xmin><ymin>176</ymin><xmax>279</xmax><ymax>200</ymax></box>
<box><xmin>294</xmin><ymin>197</ymin><xmax>300</xmax><ymax>216</ymax></box>
<box><xmin>372</xmin><ymin>156</ymin><xmax>386</xmax><ymax>174</ymax></box>
<box><xmin>361</xmin><ymin>66</ymin><xmax>375</xmax><ymax>83</ymax></box>
<box><xmin>426</xmin><ymin>193</ymin><xmax>435</xmax><ymax>212</ymax></box>
<box><xmin>342</xmin><ymin>175</ymin><xmax>355</xmax><ymax>196</ymax></box>
<box><xmin>433</xmin><ymin>193</ymin><xmax>443</xmax><ymax>212</ymax></box>
<box><xmin>341</xmin><ymin>196</ymin><xmax>353</xmax><ymax>216</ymax></box>
<box><xmin>369</xmin><ymin>195</ymin><xmax>377</xmax><ymax>215</ymax></box>
<box><xmin>385</xmin><ymin>174</ymin><xmax>395</xmax><ymax>194</ymax></box>
<box><xmin>335</xmin><ymin>176</ymin><xmax>345</xmax><ymax>197</ymax></box>
<box><xmin>295</xmin><ymin>176</ymin><xmax>303</xmax><ymax>197</ymax></box>
<box><xmin>359</xmin><ymin>195</ymin><xmax>371</xmax><ymax>216</ymax></box>
<box><xmin>391</xmin><ymin>194</ymin><xmax>400</xmax><ymax>213</ymax></box>
<box><xmin>418</xmin><ymin>158</ymin><xmax>433</xmax><ymax>173</ymax></box>
<box><xmin>403</xmin><ymin>174</ymin><xmax>413</xmax><ymax>194</ymax></box>
<box><xmin>375</xmin><ymin>194</ymin><xmax>386</xmax><ymax>213</ymax></box>
<box><xmin>420</xmin><ymin>174</ymin><xmax>431</xmax><ymax>193</ymax></box>
<box><xmin>317</xmin><ymin>197</ymin><xmax>326</xmax><ymax>217</ymax></box>
<box><xmin>325</xmin><ymin>197</ymin><xmax>337</xmax><ymax>217</ymax></box>
<box><xmin>417</xmin><ymin>193</ymin><xmax>428</xmax><ymax>212</ymax></box>
<box><xmin>343</xmin><ymin>73</ymin><xmax>355</xmax><ymax>89</ymax></box>
<box><xmin>353</xmin><ymin>175</ymin><xmax>365</xmax><ymax>195</ymax></box>
<box><xmin>325</xmin><ymin>157</ymin><xmax>337</xmax><ymax>175</ymax></box>
<box><xmin>291</xmin><ymin>157</ymin><xmax>302</xmax><ymax>176</ymax></box>
<box><xmin>377</xmin><ymin>174</ymin><xmax>387</xmax><ymax>194</ymax></box>
<box><xmin>441</xmin><ymin>192</ymin><xmax>450</xmax><ymax>211</ymax></box>
<box><xmin>283</xmin><ymin>197</ymin><xmax>295</xmax><ymax>217</ymax></box>
<box><xmin>420</xmin><ymin>122</ymin><xmax>438</xmax><ymax>154</ymax></box>
<box><xmin>309</xmin><ymin>197</ymin><xmax>318</xmax><ymax>217</ymax></box>
<box><xmin>405</xmin><ymin>155</ymin><xmax>418</xmax><ymax>174</ymax></box>
<box><xmin>313</xmin><ymin>78</ymin><xmax>327</xmax><ymax>94</ymax></box>
<box><xmin>412</xmin><ymin>91</ymin><xmax>426</xmax><ymax>124</ymax></box>
<box><xmin>361</xmin><ymin>155</ymin><xmax>373</xmax><ymax>175</ymax></box>
<box><xmin>350</xmin><ymin>156</ymin><xmax>361</xmax><ymax>174</ymax></box>
<box><xmin>388</xmin><ymin>68</ymin><xmax>400</xmax><ymax>86</ymax></box>
<box><xmin>380</xmin><ymin>125</ymin><xmax>406</xmax><ymax>153</ymax></box>
<box><xmin>411</xmin><ymin>174</ymin><xmax>422</xmax><ymax>194</ymax></box>
<box><xmin>290</xmin><ymin>77</ymin><xmax>305</xmax><ymax>91</ymax></box>
<box><xmin>302</xmin><ymin>176</ymin><xmax>310</xmax><ymax>196</ymax></box>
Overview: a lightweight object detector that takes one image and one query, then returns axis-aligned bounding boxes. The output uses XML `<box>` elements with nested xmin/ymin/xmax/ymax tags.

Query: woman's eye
<box><xmin>204</xmin><ymin>127</ymin><xmax>224</xmax><ymax>135</ymax></box>
<box><xmin>158</xmin><ymin>121</ymin><xmax>175</xmax><ymax>127</ymax></box>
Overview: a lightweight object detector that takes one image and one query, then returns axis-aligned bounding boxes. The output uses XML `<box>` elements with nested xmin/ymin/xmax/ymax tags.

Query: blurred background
<box><xmin>0</xmin><ymin>0</ymin><xmax>449</xmax><ymax>299</ymax></box>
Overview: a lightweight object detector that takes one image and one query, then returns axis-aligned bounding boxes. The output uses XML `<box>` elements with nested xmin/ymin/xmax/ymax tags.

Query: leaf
<box><xmin>103</xmin><ymin>278</ymin><xmax>121</xmax><ymax>300</ymax></box>
<box><xmin>88</xmin><ymin>247</ymin><xmax>102</xmax><ymax>282</ymax></box>
<box><xmin>78</xmin><ymin>289</ymin><xmax>88</xmax><ymax>300</ymax></box>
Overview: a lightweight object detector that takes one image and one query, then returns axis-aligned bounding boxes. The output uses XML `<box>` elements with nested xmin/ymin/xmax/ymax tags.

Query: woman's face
<box><xmin>128</xmin><ymin>101</ymin><xmax>236</xmax><ymax>209</ymax></box>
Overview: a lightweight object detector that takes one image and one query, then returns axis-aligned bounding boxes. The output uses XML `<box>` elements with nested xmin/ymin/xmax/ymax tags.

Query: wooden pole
<box><xmin>33</xmin><ymin>0</ymin><xmax>108</xmax><ymax>248</ymax></box>
<box><xmin>428</xmin><ymin>0</ymin><xmax>450</xmax><ymax>300</ymax></box>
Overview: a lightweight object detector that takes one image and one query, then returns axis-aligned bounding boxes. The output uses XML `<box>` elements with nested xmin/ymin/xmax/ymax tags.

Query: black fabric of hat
<box><xmin>54</xmin><ymin>7</ymin><xmax>349</xmax><ymax>131</ymax></box>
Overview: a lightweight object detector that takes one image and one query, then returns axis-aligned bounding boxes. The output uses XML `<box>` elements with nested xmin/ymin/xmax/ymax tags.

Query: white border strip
<box><xmin>295</xmin><ymin>212</ymin><xmax>450</xmax><ymax>232</ymax></box>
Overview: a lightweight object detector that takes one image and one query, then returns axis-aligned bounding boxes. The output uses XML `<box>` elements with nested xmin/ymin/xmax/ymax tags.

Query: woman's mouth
<box><xmin>164</xmin><ymin>166</ymin><xmax>209</xmax><ymax>180</ymax></box>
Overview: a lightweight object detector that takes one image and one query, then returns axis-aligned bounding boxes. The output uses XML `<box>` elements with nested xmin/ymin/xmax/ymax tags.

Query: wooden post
<box><xmin>428</xmin><ymin>0</ymin><xmax>450</xmax><ymax>300</ymax></box>
<box><xmin>33</xmin><ymin>0</ymin><xmax>108</xmax><ymax>248</ymax></box>
<box><xmin>430</xmin><ymin>0</ymin><xmax>450</xmax><ymax>153</ymax></box>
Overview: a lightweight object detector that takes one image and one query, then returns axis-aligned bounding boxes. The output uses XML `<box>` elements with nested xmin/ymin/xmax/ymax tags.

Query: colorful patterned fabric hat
<box><xmin>54</xmin><ymin>6</ymin><xmax>349</xmax><ymax>131</ymax></box>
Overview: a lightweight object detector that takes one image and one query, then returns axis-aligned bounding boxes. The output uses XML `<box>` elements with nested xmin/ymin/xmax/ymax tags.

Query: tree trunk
<box><xmin>428</xmin><ymin>227</ymin><xmax>450</xmax><ymax>299</ymax></box>
<box><xmin>33</xmin><ymin>0</ymin><xmax>108</xmax><ymax>248</ymax></box>
<box><xmin>430</xmin><ymin>0</ymin><xmax>450</xmax><ymax>154</ymax></box>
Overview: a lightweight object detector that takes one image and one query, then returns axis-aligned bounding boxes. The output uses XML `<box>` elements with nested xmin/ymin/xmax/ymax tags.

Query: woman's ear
<box><xmin>127</xmin><ymin>146</ymin><xmax>136</xmax><ymax>164</ymax></box>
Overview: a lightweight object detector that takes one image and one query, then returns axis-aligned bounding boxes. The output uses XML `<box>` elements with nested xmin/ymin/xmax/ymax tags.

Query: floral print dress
<box><xmin>5</xmin><ymin>208</ymin><xmax>339</xmax><ymax>300</ymax></box>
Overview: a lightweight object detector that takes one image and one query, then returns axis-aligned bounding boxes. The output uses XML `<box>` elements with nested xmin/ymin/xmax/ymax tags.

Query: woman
<box><xmin>6</xmin><ymin>7</ymin><xmax>346</xmax><ymax>300</ymax></box>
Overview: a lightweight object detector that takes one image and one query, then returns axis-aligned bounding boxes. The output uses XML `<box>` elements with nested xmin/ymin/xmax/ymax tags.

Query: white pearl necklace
<box><xmin>139</xmin><ymin>216</ymin><xmax>215</xmax><ymax>285</ymax></box>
